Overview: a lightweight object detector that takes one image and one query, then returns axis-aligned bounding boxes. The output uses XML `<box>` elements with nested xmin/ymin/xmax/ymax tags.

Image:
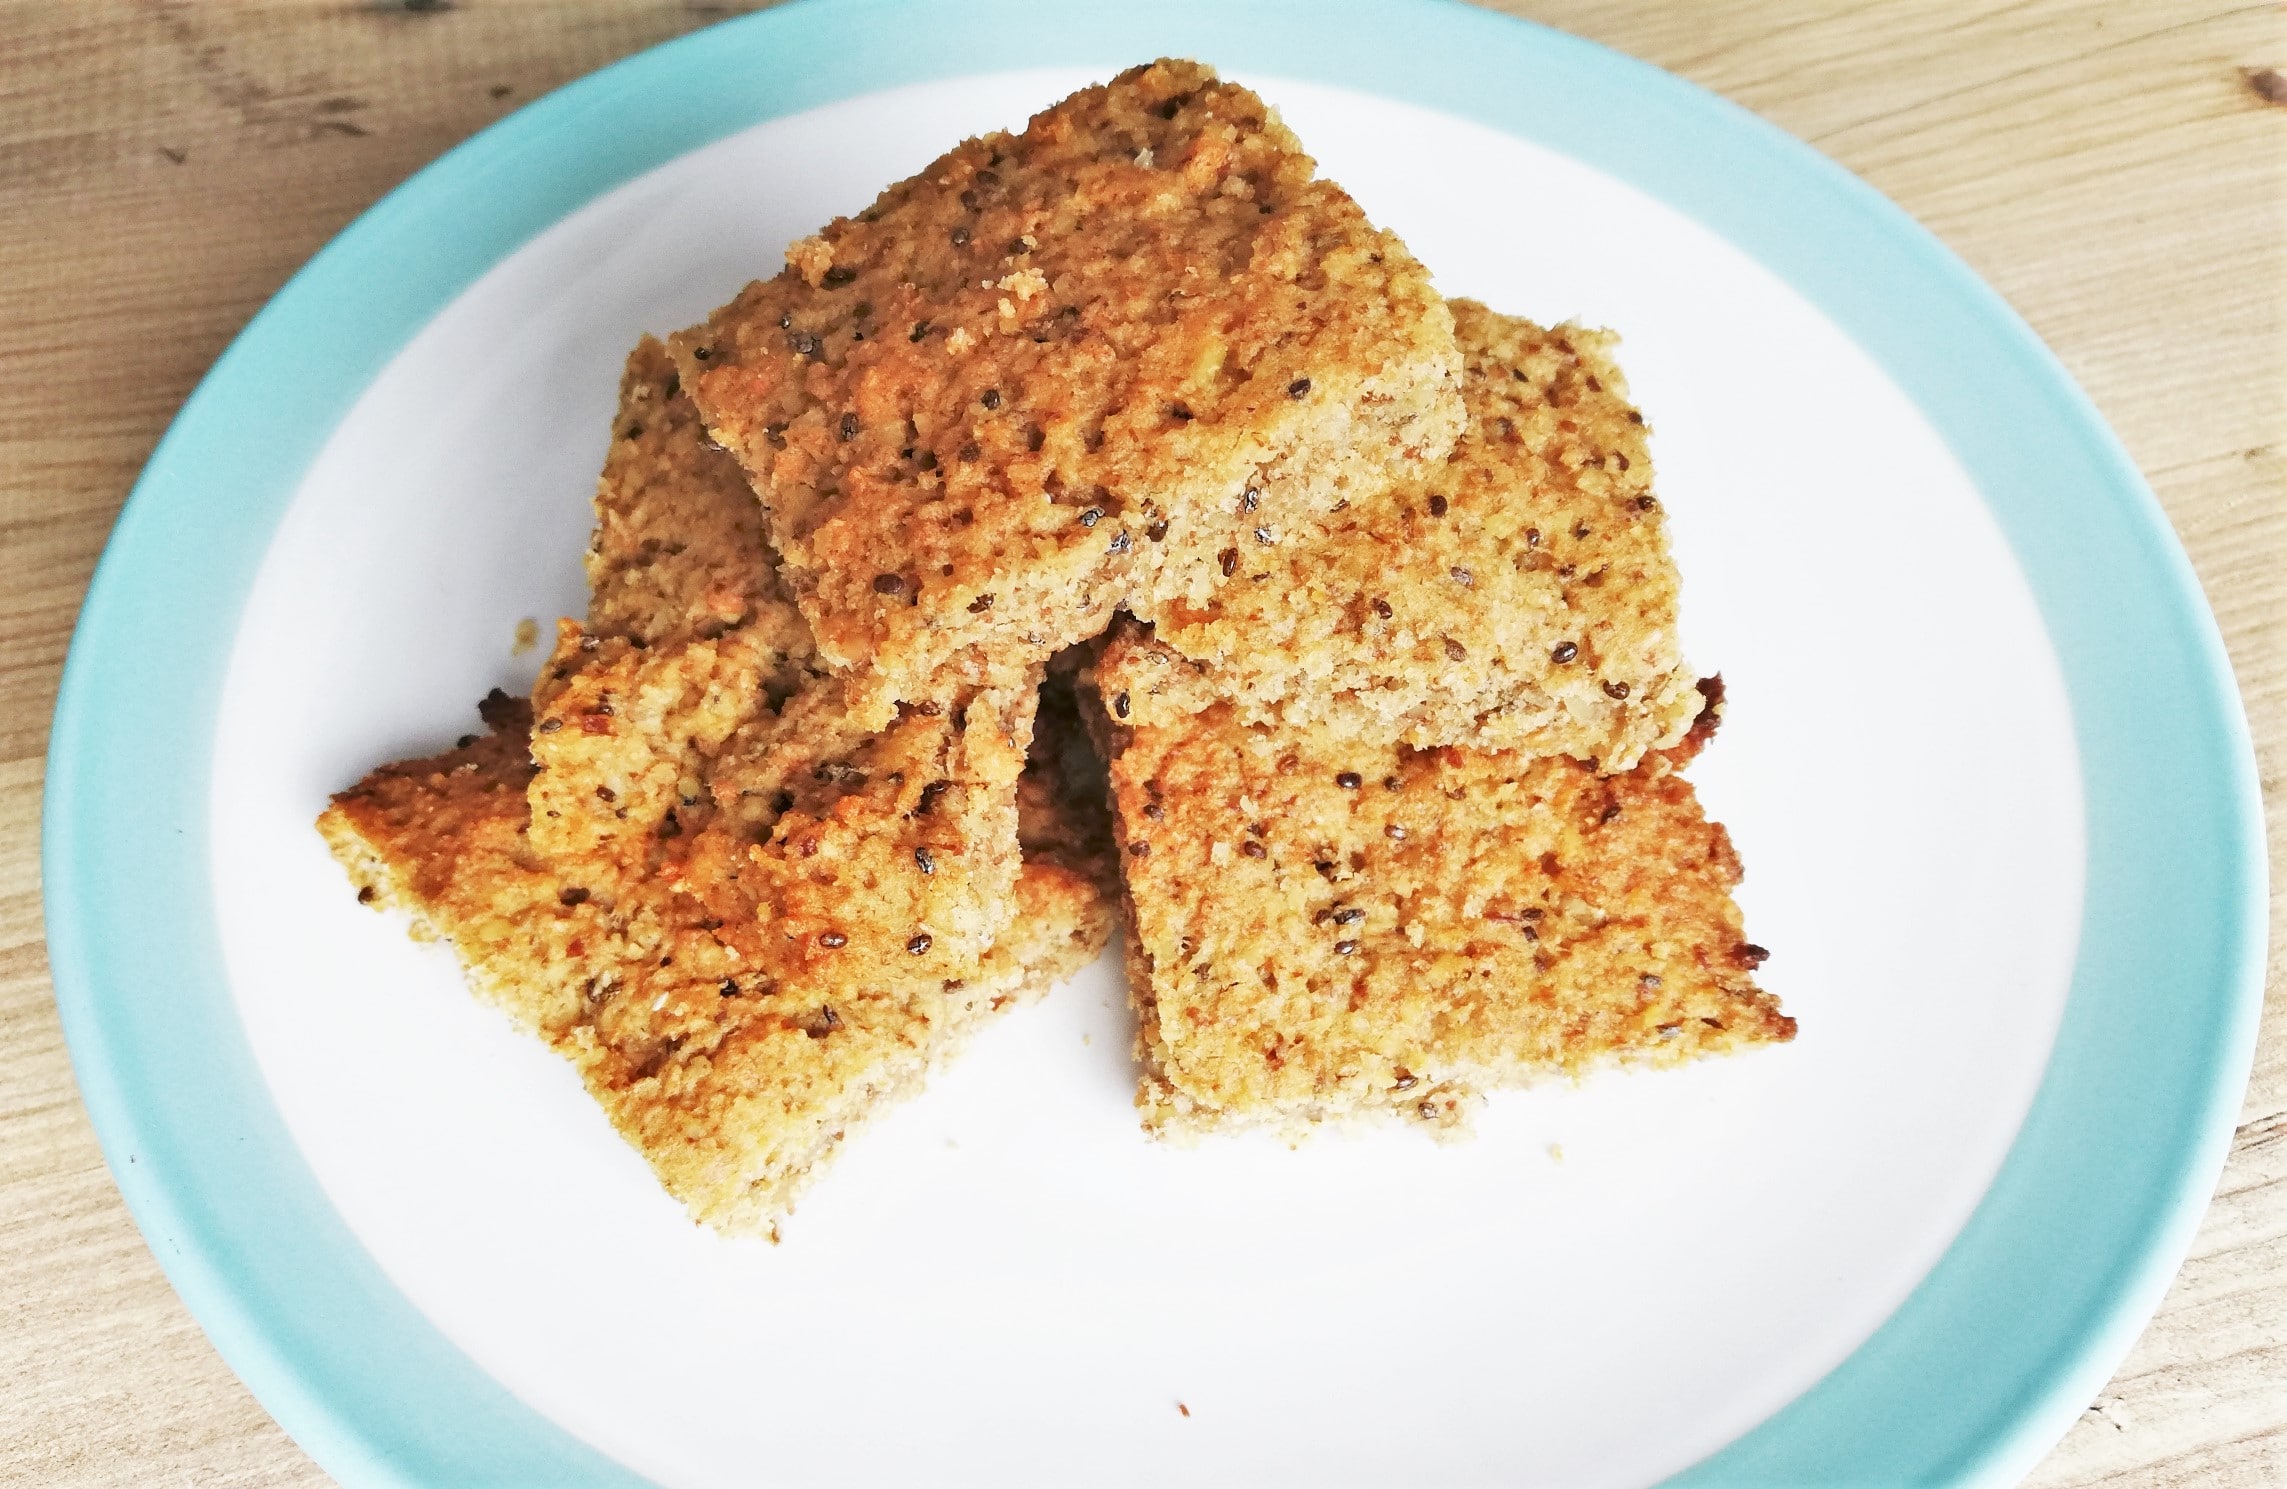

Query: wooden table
<box><xmin>3</xmin><ymin>3</ymin><xmax>2278</xmax><ymax>1483</ymax></box>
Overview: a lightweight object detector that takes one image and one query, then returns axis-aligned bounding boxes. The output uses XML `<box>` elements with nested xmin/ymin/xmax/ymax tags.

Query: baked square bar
<box><xmin>322</xmin><ymin>691</ymin><xmax>1113</xmax><ymax>1233</ymax></box>
<box><xmin>527</xmin><ymin>338</ymin><xmax>1033</xmax><ymax>987</ymax></box>
<box><xmin>1145</xmin><ymin>301</ymin><xmax>1701</xmax><ymax>769</ymax></box>
<box><xmin>669</xmin><ymin>58</ymin><xmax>1463</xmax><ymax>703</ymax></box>
<box><xmin>1088</xmin><ymin>623</ymin><xmax>1791</xmax><ymax>1136</ymax></box>
<box><xmin>319</xmin><ymin>340</ymin><xmax>1114</xmax><ymax>1232</ymax></box>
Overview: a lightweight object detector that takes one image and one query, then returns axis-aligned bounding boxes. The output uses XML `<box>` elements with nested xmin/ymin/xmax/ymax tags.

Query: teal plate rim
<box><xmin>41</xmin><ymin>1</ymin><xmax>2267</xmax><ymax>1484</ymax></box>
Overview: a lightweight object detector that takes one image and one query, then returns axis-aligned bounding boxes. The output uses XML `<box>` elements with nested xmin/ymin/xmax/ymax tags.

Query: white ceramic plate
<box><xmin>216</xmin><ymin>66</ymin><xmax>2080</xmax><ymax>1489</ymax></box>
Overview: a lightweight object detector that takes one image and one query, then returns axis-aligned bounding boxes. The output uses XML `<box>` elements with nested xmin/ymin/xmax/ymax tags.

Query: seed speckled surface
<box><xmin>1146</xmin><ymin>303</ymin><xmax>1700</xmax><ymax>768</ymax></box>
<box><xmin>1088</xmin><ymin>622</ymin><xmax>1790</xmax><ymax>1137</ymax></box>
<box><xmin>319</xmin><ymin>340</ymin><xmax>1115</xmax><ymax>1233</ymax></box>
<box><xmin>669</xmin><ymin>59</ymin><xmax>1463</xmax><ymax>702</ymax></box>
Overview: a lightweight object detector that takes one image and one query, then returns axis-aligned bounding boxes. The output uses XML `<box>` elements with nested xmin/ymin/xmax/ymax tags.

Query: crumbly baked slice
<box><xmin>1145</xmin><ymin>301</ymin><xmax>1699</xmax><ymax>769</ymax></box>
<box><xmin>318</xmin><ymin>690</ymin><xmax>593</xmax><ymax>1038</ymax></box>
<box><xmin>581</xmin><ymin>336</ymin><xmax>819</xmax><ymax>662</ymax></box>
<box><xmin>668</xmin><ymin>58</ymin><xmax>1463</xmax><ymax>702</ymax></box>
<box><xmin>1088</xmin><ymin>624</ymin><xmax>1792</xmax><ymax>1137</ymax></box>
<box><xmin>532</xmin><ymin>638</ymin><xmax>1034</xmax><ymax>985</ymax></box>
<box><xmin>320</xmin><ymin>686</ymin><xmax>1116</xmax><ymax>1233</ymax></box>
<box><xmin>527</xmin><ymin>339</ymin><xmax>1029</xmax><ymax>982</ymax></box>
<box><xmin>316</xmin><ymin>339</ymin><xmax>1115</xmax><ymax>1232</ymax></box>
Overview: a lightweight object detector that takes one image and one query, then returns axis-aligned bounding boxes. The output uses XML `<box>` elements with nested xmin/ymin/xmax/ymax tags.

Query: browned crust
<box><xmin>317</xmin><ymin>340</ymin><xmax>1117</xmax><ymax>1234</ymax></box>
<box><xmin>670</xmin><ymin>59</ymin><xmax>1462</xmax><ymax>701</ymax></box>
<box><xmin>1088</xmin><ymin>622</ymin><xmax>1789</xmax><ymax>1136</ymax></box>
<box><xmin>1141</xmin><ymin>302</ymin><xmax>1701</xmax><ymax>768</ymax></box>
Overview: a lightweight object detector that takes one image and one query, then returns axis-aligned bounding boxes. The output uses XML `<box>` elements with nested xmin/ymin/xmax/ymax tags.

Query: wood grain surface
<box><xmin>2</xmin><ymin>2</ymin><xmax>2279</xmax><ymax>1484</ymax></box>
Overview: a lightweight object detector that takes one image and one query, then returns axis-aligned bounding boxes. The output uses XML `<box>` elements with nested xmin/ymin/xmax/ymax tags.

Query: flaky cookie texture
<box><xmin>530</xmin><ymin>638</ymin><xmax>1032</xmax><ymax>989</ymax></box>
<box><xmin>529</xmin><ymin>339</ymin><xmax>1030</xmax><ymax>984</ymax></box>
<box><xmin>1147</xmin><ymin>301</ymin><xmax>1699</xmax><ymax>769</ymax></box>
<box><xmin>320</xmin><ymin>340</ymin><xmax>1116</xmax><ymax>1234</ymax></box>
<box><xmin>669</xmin><ymin>58</ymin><xmax>1463</xmax><ymax>702</ymax></box>
<box><xmin>321</xmin><ymin>694</ymin><xmax>1108</xmax><ymax>1235</ymax></box>
<box><xmin>318</xmin><ymin>690</ymin><xmax>586</xmax><ymax>1035</ymax></box>
<box><xmin>1089</xmin><ymin>624</ymin><xmax>1790</xmax><ymax>1138</ymax></box>
<box><xmin>579</xmin><ymin>337</ymin><xmax>818</xmax><ymax>661</ymax></box>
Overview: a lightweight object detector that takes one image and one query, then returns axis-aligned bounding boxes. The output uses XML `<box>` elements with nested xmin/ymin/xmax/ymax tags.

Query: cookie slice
<box><xmin>526</xmin><ymin>340</ymin><xmax>1030</xmax><ymax>982</ymax></box>
<box><xmin>1146</xmin><ymin>302</ymin><xmax>1700</xmax><ymax>770</ymax></box>
<box><xmin>320</xmin><ymin>688</ymin><xmax>1113</xmax><ymax>1234</ymax></box>
<box><xmin>1088</xmin><ymin>624</ymin><xmax>1791</xmax><ymax>1137</ymax></box>
<box><xmin>669</xmin><ymin>58</ymin><xmax>1462</xmax><ymax>703</ymax></box>
<box><xmin>318</xmin><ymin>340</ymin><xmax>1113</xmax><ymax>1232</ymax></box>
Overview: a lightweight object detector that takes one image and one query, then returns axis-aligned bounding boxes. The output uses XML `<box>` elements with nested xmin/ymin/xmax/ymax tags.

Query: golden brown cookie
<box><xmin>1146</xmin><ymin>302</ymin><xmax>1700</xmax><ymax>769</ymax></box>
<box><xmin>320</xmin><ymin>342</ymin><xmax>1116</xmax><ymax>1233</ymax></box>
<box><xmin>669</xmin><ymin>59</ymin><xmax>1462</xmax><ymax>704</ymax></box>
<box><xmin>1088</xmin><ymin>623</ymin><xmax>1791</xmax><ymax>1137</ymax></box>
<box><xmin>322</xmin><ymin>692</ymin><xmax>1112</xmax><ymax>1233</ymax></box>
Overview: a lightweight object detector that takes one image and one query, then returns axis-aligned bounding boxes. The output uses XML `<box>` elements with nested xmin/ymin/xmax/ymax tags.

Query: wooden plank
<box><xmin>1</xmin><ymin>2</ymin><xmax>2276</xmax><ymax>1483</ymax></box>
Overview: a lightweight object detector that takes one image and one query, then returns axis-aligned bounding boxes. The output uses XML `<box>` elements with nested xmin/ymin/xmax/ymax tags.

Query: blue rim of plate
<box><xmin>42</xmin><ymin>0</ymin><xmax>2266</xmax><ymax>1484</ymax></box>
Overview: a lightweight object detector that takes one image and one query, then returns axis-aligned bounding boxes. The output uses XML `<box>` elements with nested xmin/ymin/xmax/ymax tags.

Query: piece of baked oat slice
<box><xmin>319</xmin><ymin>339</ymin><xmax>1110</xmax><ymax>1233</ymax></box>
<box><xmin>1086</xmin><ymin>622</ymin><xmax>1790</xmax><ymax>1138</ymax></box>
<box><xmin>317</xmin><ymin>689</ymin><xmax>596</xmax><ymax>1040</ymax></box>
<box><xmin>1145</xmin><ymin>301</ymin><xmax>1700</xmax><ymax>770</ymax></box>
<box><xmin>528</xmin><ymin>336</ymin><xmax>1033</xmax><ymax>988</ymax></box>
<box><xmin>320</xmin><ymin>684</ymin><xmax>1110</xmax><ymax>1233</ymax></box>
<box><xmin>668</xmin><ymin>58</ymin><xmax>1463</xmax><ymax>703</ymax></box>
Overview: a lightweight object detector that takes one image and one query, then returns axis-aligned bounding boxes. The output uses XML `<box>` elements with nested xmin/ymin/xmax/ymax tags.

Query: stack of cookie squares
<box><xmin>322</xmin><ymin>60</ymin><xmax>1791</xmax><ymax>1235</ymax></box>
<box><xmin>321</xmin><ymin>336</ymin><xmax>1122</xmax><ymax>1236</ymax></box>
<box><xmin>1088</xmin><ymin>296</ymin><xmax>1795</xmax><ymax>1134</ymax></box>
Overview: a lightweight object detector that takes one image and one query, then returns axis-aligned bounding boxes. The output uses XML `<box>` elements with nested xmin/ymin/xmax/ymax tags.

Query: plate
<box><xmin>43</xmin><ymin>3</ymin><xmax>2265</xmax><ymax>1486</ymax></box>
